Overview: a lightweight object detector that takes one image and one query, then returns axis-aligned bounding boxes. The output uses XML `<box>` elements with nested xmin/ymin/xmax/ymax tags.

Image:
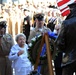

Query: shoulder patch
<box><xmin>3</xmin><ymin>34</ymin><xmax>13</xmax><ymax>42</ymax></box>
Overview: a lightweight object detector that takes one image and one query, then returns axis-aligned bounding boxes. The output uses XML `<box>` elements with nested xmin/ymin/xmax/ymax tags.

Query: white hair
<box><xmin>15</xmin><ymin>33</ymin><xmax>26</xmax><ymax>42</ymax></box>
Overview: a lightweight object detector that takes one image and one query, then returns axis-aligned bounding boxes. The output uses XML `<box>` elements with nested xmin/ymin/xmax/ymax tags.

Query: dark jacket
<box><xmin>23</xmin><ymin>16</ymin><xmax>30</xmax><ymax>41</ymax></box>
<box><xmin>55</xmin><ymin>7</ymin><xmax>76</xmax><ymax>66</ymax></box>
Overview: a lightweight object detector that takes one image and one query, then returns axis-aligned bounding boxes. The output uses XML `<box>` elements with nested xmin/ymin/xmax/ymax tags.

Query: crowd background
<box><xmin>0</xmin><ymin>0</ymin><xmax>70</xmax><ymax>75</ymax></box>
<box><xmin>0</xmin><ymin>0</ymin><xmax>65</xmax><ymax>40</ymax></box>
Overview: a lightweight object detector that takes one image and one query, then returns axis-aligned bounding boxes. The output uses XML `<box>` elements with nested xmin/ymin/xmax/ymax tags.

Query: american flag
<box><xmin>57</xmin><ymin>0</ymin><xmax>76</xmax><ymax>16</ymax></box>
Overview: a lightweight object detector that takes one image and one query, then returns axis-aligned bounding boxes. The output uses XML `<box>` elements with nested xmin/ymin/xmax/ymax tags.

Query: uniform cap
<box><xmin>35</xmin><ymin>13</ymin><xmax>44</xmax><ymax>21</ymax></box>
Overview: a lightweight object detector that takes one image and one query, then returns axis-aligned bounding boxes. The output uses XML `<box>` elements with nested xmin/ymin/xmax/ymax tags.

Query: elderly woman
<box><xmin>9</xmin><ymin>33</ymin><xmax>32</xmax><ymax>75</ymax></box>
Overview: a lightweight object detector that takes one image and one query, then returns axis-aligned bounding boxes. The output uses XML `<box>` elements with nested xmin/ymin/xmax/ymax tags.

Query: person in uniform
<box><xmin>23</xmin><ymin>9</ymin><xmax>30</xmax><ymax>43</ymax></box>
<box><xmin>28</xmin><ymin>13</ymin><xmax>51</xmax><ymax>43</ymax></box>
<box><xmin>28</xmin><ymin>13</ymin><xmax>51</xmax><ymax>75</ymax></box>
<box><xmin>55</xmin><ymin>2</ymin><xmax>76</xmax><ymax>75</ymax></box>
<box><xmin>9</xmin><ymin>33</ymin><xmax>32</xmax><ymax>75</ymax></box>
<box><xmin>0</xmin><ymin>20</ymin><xmax>14</xmax><ymax>75</ymax></box>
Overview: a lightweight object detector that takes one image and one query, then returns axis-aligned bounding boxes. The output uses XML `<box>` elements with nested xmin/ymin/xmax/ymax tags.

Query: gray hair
<box><xmin>15</xmin><ymin>33</ymin><xmax>26</xmax><ymax>42</ymax></box>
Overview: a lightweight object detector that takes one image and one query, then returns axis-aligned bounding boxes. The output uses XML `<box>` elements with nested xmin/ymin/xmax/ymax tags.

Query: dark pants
<box><xmin>54</xmin><ymin>52</ymin><xmax>62</xmax><ymax>75</ymax></box>
<box><xmin>62</xmin><ymin>61</ymin><xmax>76</xmax><ymax>75</ymax></box>
<box><xmin>0</xmin><ymin>57</ymin><xmax>13</xmax><ymax>75</ymax></box>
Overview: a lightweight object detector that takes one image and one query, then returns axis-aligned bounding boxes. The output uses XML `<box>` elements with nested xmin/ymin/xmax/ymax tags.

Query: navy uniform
<box><xmin>28</xmin><ymin>13</ymin><xmax>51</xmax><ymax>75</ymax></box>
<box><xmin>0</xmin><ymin>21</ymin><xmax>14</xmax><ymax>75</ymax></box>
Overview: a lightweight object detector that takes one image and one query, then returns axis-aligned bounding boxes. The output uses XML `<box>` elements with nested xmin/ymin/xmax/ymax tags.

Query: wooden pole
<box><xmin>34</xmin><ymin>35</ymin><xmax>45</xmax><ymax>70</ymax></box>
<box><xmin>45</xmin><ymin>33</ymin><xmax>54</xmax><ymax>75</ymax></box>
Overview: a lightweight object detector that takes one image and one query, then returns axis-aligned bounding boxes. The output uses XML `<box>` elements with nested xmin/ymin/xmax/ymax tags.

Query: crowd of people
<box><xmin>0</xmin><ymin>0</ymin><xmax>64</xmax><ymax>75</ymax></box>
<box><xmin>0</xmin><ymin>0</ymin><xmax>63</xmax><ymax>39</ymax></box>
<box><xmin>1</xmin><ymin>0</ymin><xmax>76</xmax><ymax>75</ymax></box>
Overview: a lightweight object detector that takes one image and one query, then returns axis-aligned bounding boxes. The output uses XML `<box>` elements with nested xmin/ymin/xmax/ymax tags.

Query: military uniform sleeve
<box><xmin>1</xmin><ymin>33</ymin><xmax>14</xmax><ymax>55</ymax></box>
<box><xmin>28</xmin><ymin>30</ymin><xmax>36</xmax><ymax>43</ymax></box>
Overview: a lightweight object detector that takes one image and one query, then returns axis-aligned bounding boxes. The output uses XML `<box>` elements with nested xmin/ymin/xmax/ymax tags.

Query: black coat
<box><xmin>23</xmin><ymin>16</ymin><xmax>30</xmax><ymax>41</ymax></box>
<box><xmin>55</xmin><ymin>7</ymin><xmax>76</xmax><ymax>66</ymax></box>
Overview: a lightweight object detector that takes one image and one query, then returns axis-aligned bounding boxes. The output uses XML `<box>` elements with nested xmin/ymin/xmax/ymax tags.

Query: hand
<box><xmin>17</xmin><ymin>50</ymin><xmax>24</xmax><ymax>56</ymax></box>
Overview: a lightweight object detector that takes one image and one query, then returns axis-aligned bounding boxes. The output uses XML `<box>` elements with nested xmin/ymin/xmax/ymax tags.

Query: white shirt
<box><xmin>9</xmin><ymin>43</ymin><xmax>31</xmax><ymax>70</ymax></box>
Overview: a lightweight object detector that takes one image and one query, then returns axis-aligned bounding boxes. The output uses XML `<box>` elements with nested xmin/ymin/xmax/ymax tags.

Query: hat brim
<box><xmin>37</xmin><ymin>18</ymin><xmax>44</xmax><ymax>21</ymax></box>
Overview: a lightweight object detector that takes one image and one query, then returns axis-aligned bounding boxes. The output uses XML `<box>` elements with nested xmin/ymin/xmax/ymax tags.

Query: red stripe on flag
<box><xmin>60</xmin><ymin>6</ymin><xmax>69</xmax><ymax>11</ymax></box>
<box><xmin>56</xmin><ymin>0</ymin><xmax>76</xmax><ymax>16</ymax></box>
<box><xmin>60</xmin><ymin>7</ymin><xmax>70</xmax><ymax>16</ymax></box>
<box><xmin>57</xmin><ymin>0</ymin><xmax>70</xmax><ymax>6</ymax></box>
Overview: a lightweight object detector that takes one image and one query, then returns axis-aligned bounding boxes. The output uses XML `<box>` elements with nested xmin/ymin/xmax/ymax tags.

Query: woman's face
<box><xmin>17</xmin><ymin>36</ymin><xmax>26</xmax><ymax>47</ymax></box>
